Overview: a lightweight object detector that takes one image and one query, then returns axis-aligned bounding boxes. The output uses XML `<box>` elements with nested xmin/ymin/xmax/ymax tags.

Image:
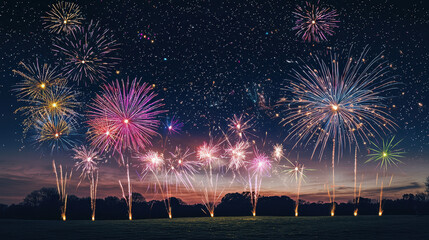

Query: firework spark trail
<box><xmin>353</xmin><ymin>146</ymin><xmax>360</xmax><ymax>216</ymax></box>
<box><xmin>73</xmin><ymin>146</ymin><xmax>102</xmax><ymax>220</ymax></box>
<box><xmin>248</xmin><ymin>150</ymin><xmax>271</xmax><ymax>216</ymax></box>
<box><xmin>295</xmin><ymin>166</ymin><xmax>304</xmax><ymax>217</ymax></box>
<box><xmin>292</xmin><ymin>1</ymin><xmax>339</xmax><ymax>42</ymax></box>
<box><xmin>52</xmin><ymin>160</ymin><xmax>72</xmax><ymax>221</ymax></box>
<box><xmin>119</xmin><ymin>163</ymin><xmax>132</xmax><ymax>220</ymax></box>
<box><xmin>43</xmin><ymin>1</ymin><xmax>84</xmax><ymax>34</ymax></box>
<box><xmin>379</xmin><ymin>178</ymin><xmax>385</xmax><ymax>216</ymax></box>
<box><xmin>52</xmin><ymin>20</ymin><xmax>120</xmax><ymax>84</ymax></box>
<box><xmin>282</xmin><ymin>158</ymin><xmax>311</xmax><ymax>217</ymax></box>
<box><xmin>197</xmin><ymin>141</ymin><xmax>224</xmax><ymax>217</ymax></box>
<box><xmin>87</xmin><ymin>78</ymin><xmax>165</xmax><ymax>157</ymax></box>
<box><xmin>331</xmin><ymin>138</ymin><xmax>336</xmax><ymax>216</ymax></box>
<box><xmin>136</xmin><ymin>150</ymin><xmax>173</xmax><ymax>218</ymax></box>
<box><xmin>90</xmin><ymin>171</ymin><xmax>98</xmax><ymax>221</ymax></box>
<box><xmin>280</xmin><ymin>47</ymin><xmax>398</xmax><ymax>216</ymax></box>
<box><xmin>164</xmin><ymin>147</ymin><xmax>200</xmax><ymax>218</ymax></box>
<box><xmin>366</xmin><ymin>136</ymin><xmax>404</xmax><ymax>216</ymax></box>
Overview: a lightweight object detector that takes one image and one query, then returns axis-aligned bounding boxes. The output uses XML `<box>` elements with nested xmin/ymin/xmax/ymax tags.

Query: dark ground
<box><xmin>0</xmin><ymin>215</ymin><xmax>428</xmax><ymax>240</ymax></box>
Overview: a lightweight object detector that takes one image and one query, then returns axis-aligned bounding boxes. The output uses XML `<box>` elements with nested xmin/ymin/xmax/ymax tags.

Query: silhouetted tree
<box><xmin>2</xmin><ymin>187</ymin><xmax>429</xmax><ymax>219</ymax></box>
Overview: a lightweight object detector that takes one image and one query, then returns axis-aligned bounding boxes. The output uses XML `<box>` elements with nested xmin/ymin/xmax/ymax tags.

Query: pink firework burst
<box><xmin>167</xmin><ymin>147</ymin><xmax>200</xmax><ymax>190</ymax></box>
<box><xmin>87</xmin><ymin>78</ymin><xmax>165</xmax><ymax>155</ymax></box>
<box><xmin>73</xmin><ymin>145</ymin><xmax>102</xmax><ymax>180</ymax></box>
<box><xmin>197</xmin><ymin>141</ymin><xmax>220</xmax><ymax>166</ymax></box>
<box><xmin>225</xmin><ymin>141</ymin><xmax>250</xmax><ymax>171</ymax></box>
<box><xmin>292</xmin><ymin>1</ymin><xmax>339</xmax><ymax>42</ymax></box>
<box><xmin>136</xmin><ymin>150</ymin><xmax>165</xmax><ymax>179</ymax></box>
<box><xmin>250</xmin><ymin>150</ymin><xmax>272</xmax><ymax>176</ymax></box>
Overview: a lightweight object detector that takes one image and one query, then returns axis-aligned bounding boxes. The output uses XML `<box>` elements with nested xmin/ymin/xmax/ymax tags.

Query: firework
<box><xmin>168</xmin><ymin>147</ymin><xmax>199</xmax><ymax>190</ymax></box>
<box><xmin>52</xmin><ymin>20</ymin><xmax>120</xmax><ymax>84</ymax></box>
<box><xmin>292</xmin><ymin>1</ymin><xmax>339</xmax><ymax>42</ymax></box>
<box><xmin>366</xmin><ymin>136</ymin><xmax>404</xmax><ymax>216</ymax></box>
<box><xmin>137</xmin><ymin>150</ymin><xmax>165</xmax><ymax>179</ymax></box>
<box><xmin>43</xmin><ymin>1</ymin><xmax>84</xmax><ymax>34</ymax></box>
<box><xmin>87</xmin><ymin>78</ymin><xmax>165</xmax><ymax>156</ymax></box>
<box><xmin>73</xmin><ymin>146</ymin><xmax>102</xmax><ymax>221</ymax></box>
<box><xmin>197</xmin><ymin>141</ymin><xmax>220</xmax><ymax>166</ymax></box>
<box><xmin>164</xmin><ymin>147</ymin><xmax>200</xmax><ymax>218</ymax></box>
<box><xmin>248</xmin><ymin>150</ymin><xmax>272</xmax><ymax>216</ymax></box>
<box><xmin>52</xmin><ymin>160</ymin><xmax>72</xmax><ymax>221</ymax></box>
<box><xmin>353</xmin><ymin>146</ymin><xmax>363</xmax><ymax>216</ymax></box>
<box><xmin>119</xmin><ymin>163</ymin><xmax>133</xmax><ymax>220</ymax></box>
<box><xmin>16</xmin><ymin>84</ymin><xmax>79</xmax><ymax>133</ymax></box>
<box><xmin>272</xmin><ymin>144</ymin><xmax>284</xmax><ymax>161</ymax></box>
<box><xmin>225</xmin><ymin>141</ymin><xmax>250</xmax><ymax>172</ymax></box>
<box><xmin>366</xmin><ymin>136</ymin><xmax>405</xmax><ymax>170</ymax></box>
<box><xmin>73</xmin><ymin>146</ymin><xmax>102</xmax><ymax>181</ymax></box>
<box><xmin>282</xmin><ymin>160</ymin><xmax>310</xmax><ymax>217</ymax></box>
<box><xmin>227</xmin><ymin>114</ymin><xmax>254</xmax><ymax>139</ymax></box>
<box><xmin>197</xmin><ymin>141</ymin><xmax>224</xmax><ymax>217</ymax></box>
<box><xmin>164</xmin><ymin>116</ymin><xmax>184</xmax><ymax>135</ymax></box>
<box><xmin>33</xmin><ymin>112</ymin><xmax>77</xmax><ymax>152</ymax></box>
<box><xmin>12</xmin><ymin>59</ymin><xmax>66</xmax><ymax>100</ymax></box>
<box><xmin>136</xmin><ymin>150</ymin><xmax>174</xmax><ymax>217</ymax></box>
<box><xmin>280</xmin><ymin>47</ymin><xmax>397</xmax><ymax>215</ymax></box>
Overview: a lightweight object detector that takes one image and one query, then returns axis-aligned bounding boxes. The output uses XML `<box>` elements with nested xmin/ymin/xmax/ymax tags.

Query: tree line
<box><xmin>1</xmin><ymin>184</ymin><xmax>429</xmax><ymax>219</ymax></box>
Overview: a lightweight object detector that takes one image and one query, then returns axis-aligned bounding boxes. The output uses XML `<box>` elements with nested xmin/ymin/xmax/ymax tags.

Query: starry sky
<box><xmin>0</xmin><ymin>0</ymin><xmax>428</xmax><ymax>205</ymax></box>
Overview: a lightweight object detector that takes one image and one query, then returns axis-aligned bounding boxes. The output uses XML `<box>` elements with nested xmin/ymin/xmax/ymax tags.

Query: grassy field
<box><xmin>1</xmin><ymin>216</ymin><xmax>428</xmax><ymax>240</ymax></box>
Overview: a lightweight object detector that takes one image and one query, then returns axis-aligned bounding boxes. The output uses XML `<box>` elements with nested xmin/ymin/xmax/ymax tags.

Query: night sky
<box><xmin>0</xmin><ymin>0</ymin><xmax>428</xmax><ymax>205</ymax></box>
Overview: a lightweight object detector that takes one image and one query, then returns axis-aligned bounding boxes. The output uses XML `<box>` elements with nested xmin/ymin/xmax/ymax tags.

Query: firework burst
<box><xmin>137</xmin><ymin>150</ymin><xmax>165</xmax><ymax>179</ymax></box>
<box><xmin>12</xmin><ymin>59</ymin><xmax>66</xmax><ymax>100</ymax></box>
<box><xmin>227</xmin><ymin>114</ymin><xmax>254</xmax><ymax>139</ymax></box>
<box><xmin>43</xmin><ymin>1</ymin><xmax>84</xmax><ymax>34</ymax></box>
<box><xmin>168</xmin><ymin>147</ymin><xmax>199</xmax><ymax>190</ymax></box>
<box><xmin>292</xmin><ymin>1</ymin><xmax>339</xmax><ymax>42</ymax></box>
<box><xmin>197</xmin><ymin>141</ymin><xmax>224</xmax><ymax>217</ymax></box>
<box><xmin>248</xmin><ymin>150</ymin><xmax>272</xmax><ymax>216</ymax></box>
<box><xmin>272</xmin><ymin>144</ymin><xmax>284</xmax><ymax>161</ymax></box>
<box><xmin>366</xmin><ymin>136</ymin><xmax>404</xmax><ymax>216</ymax></box>
<box><xmin>280</xmin><ymin>47</ymin><xmax>397</xmax><ymax>157</ymax></box>
<box><xmin>366</xmin><ymin>136</ymin><xmax>405</xmax><ymax>170</ymax></box>
<box><xmin>164</xmin><ymin>116</ymin><xmax>184</xmax><ymax>135</ymax></box>
<box><xmin>225</xmin><ymin>141</ymin><xmax>250</xmax><ymax>171</ymax></box>
<box><xmin>53</xmin><ymin>20</ymin><xmax>120</xmax><ymax>84</ymax></box>
<box><xmin>73</xmin><ymin>145</ymin><xmax>102</xmax><ymax>181</ymax></box>
<box><xmin>279</xmin><ymin>47</ymin><xmax>397</xmax><ymax>216</ymax></box>
<box><xmin>15</xmin><ymin>84</ymin><xmax>79</xmax><ymax>134</ymax></box>
<box><xmin>87</xmin><ymin>78</ymin><xmax>165</xmax><ymax>156</ymax></box>
<box><xmin>164</xmin><ymin>147</ymin><xmax>199</xmax><ymax>218</ymax></box>
<box><xmin>197</xmin><ymin>141</ymin><xmax>221</xmax><ymax>166</ymax></box>
<box><xmin>73</xmin><ymin>145</ymin><xmax>102</xmax><ymax>220</ymax></box>
<box><xmin>33</xmin><ymin>112</ymin><xmax>77</xmax><ymax>151</ymax></box>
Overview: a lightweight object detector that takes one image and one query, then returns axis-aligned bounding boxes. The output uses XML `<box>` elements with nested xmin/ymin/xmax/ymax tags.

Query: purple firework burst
<box><xmin>87</xmin><ymin>78</ymin><xmax>165</xmax><ymax>155</ymax></box>
<box><xmin>292</xmin><ymin>1</ymin><xmax>339</xmax><ymax>42</ymax></box>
